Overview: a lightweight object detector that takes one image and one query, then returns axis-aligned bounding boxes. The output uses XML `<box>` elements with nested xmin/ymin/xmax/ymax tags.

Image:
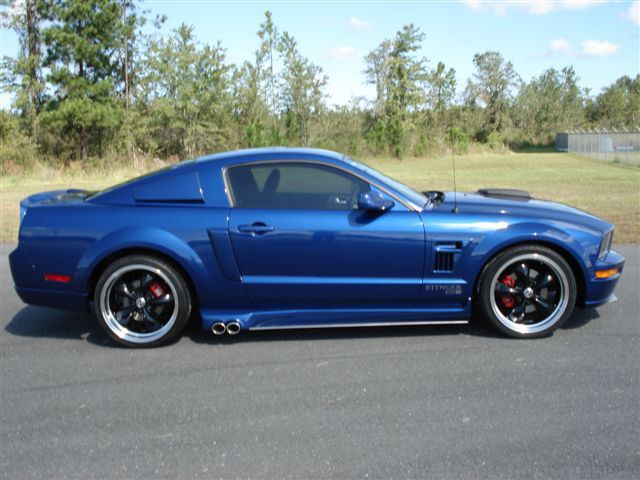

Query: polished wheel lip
<box><xmin>489</xmin><ymin>253</ymin><xmax>569</xmax><ymax>335</ymax></box>
<box><xmin>100</xmin><ymin>264</ymin><xmax>179</xmax><ymax>344</ymax></box>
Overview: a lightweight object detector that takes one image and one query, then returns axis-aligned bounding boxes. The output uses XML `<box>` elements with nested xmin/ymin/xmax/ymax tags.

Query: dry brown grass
<box><xmin>363</xmin><ymin>151</ymin><xmax>639</xmax><ymax>243</ymax></box>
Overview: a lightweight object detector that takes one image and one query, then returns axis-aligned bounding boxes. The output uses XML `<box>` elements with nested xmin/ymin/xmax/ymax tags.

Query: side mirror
<box><xmin>358</xmin><ymin>191</ymin><xmax>395</xmax><ymax>212</ymax></box>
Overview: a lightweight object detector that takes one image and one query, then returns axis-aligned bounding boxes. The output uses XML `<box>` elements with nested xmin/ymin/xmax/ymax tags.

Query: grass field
<box><xmin>1</xmin><ymin>151</ymin><xmax>638</xmax><ymax>243</ymax></box>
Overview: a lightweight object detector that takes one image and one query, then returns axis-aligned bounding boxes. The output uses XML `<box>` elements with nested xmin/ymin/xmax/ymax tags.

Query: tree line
<box><xmin>1</xmin><ymin>0</ymin><xmax>639</xmax><ymax>171</ymax></box>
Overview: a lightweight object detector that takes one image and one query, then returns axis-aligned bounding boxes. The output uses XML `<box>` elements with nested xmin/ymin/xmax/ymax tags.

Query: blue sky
<box><xmin>1</xmin><ymin>0</ymin><xmax>639</xmax><ymax>107</ymax></box>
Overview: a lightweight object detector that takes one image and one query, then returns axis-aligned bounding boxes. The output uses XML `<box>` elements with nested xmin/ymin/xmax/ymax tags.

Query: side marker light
<box><xmin>44</xmin><ymin>273</ymin><xmax>72</xmax><ymax>283</ymax></box>
<box><xmin>595</xmin><ymin>268</ymin><xmax>619</xmax><ymax>279</ymax></box>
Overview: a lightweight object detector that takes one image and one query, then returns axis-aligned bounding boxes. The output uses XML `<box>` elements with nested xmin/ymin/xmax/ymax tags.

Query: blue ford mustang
<box><xmin>9</xmin><ymin>148</ymin><xmax>624</xmax><ymax>347</ymax></box>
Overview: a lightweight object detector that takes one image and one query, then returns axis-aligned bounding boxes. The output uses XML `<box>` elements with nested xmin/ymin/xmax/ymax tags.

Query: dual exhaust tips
<box><xmin>211</xmin><ymin>321</ymin><xmax>241</xmax><ymax>336</ymax></box>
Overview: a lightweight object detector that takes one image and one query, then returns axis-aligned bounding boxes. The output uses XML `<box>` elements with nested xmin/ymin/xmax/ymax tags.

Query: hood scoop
<box><xmin>477</xmin><ymin>188</ymin><xmax>531</xmax><ymax>201</ymax></box>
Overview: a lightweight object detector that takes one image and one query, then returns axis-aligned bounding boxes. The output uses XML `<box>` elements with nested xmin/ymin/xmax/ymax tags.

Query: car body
<box><xmin>9</xmin><ymin>147</ymin><xmax>624</xmax><ymax>346</ymax></box>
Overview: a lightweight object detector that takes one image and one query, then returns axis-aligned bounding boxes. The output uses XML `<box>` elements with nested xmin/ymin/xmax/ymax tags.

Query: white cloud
<box><xmin>525</xmin><ymin>1</ymin><xmax>556</xmax><ymax>15</ymax></box>
<box><xmin>550</xmin><ymin>37</ymin><xmax>572</xmax><ymax>53</ymax></box>
<box><xmin>581</xmin><ymin>39</ymin><xmax>620</xmax><ymax>56</ymax></box>
<box><xmin>328</xmin><ymin>46</ymin><xmax>361</xmax><ymax>61</ymax></box>
<box><xmin>460</xmin><ymin>0</ymin><xmax>608</xmax><ymax>16</ymax></box>
<box><xmin>621</xmin><ymin>0</ymin><xmax>640</xmax><ymax>25</ymax></box>
<box><xmin>536</xmin><ymin>37</ymin><xmax>572</xmax><ymax>59</ymax></box>
<box><xmin>348</xmin><ymin>17</ymin><xmax>373</xmax><ymax>30</ymax></box>
<box><xmin>561</xmin><ymin>0</ymin><xmax>606</xmax><ymax>10</ymax></box>
<box><xmin>461</xmin><ymin>0</ymin><xmax>485</xmax><ymax>12</ymax></box>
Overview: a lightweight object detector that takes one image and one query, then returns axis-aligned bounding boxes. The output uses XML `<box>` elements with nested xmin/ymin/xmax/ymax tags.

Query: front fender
<box><xmin>72</xmin><ymin>226</ymin><xmax>212</xmax><ymax>301</ymax></box>
<box><xmin>469</xmin><ymin>221</ymin><xmax>594</xmax><ymax>290</ymax></box>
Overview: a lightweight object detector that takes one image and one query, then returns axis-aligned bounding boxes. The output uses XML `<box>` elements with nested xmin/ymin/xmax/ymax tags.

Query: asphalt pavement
<box><xmin>1</xmin><ymin>244</ymin><xmax>639</xmax><ymax>479</ymax></box>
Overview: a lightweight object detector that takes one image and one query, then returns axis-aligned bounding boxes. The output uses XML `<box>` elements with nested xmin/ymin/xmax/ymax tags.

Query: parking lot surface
<box><xmin>1</xmin><ymin>244</ymin><xmax>638</xmax><ymax>479</ymax></box>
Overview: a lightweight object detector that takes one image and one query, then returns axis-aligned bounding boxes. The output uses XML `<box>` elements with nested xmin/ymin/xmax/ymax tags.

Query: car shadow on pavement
<box><xmin>5</xmin><ymin>306</ymin><xmax>114</xmax><ymax>347</ymax></box>
<box><xmin>6</xmin><ymin>304</ymin><xmax>601</xmax><ymax>347</ymax></box>
<box><xmin>560</xmin><ymin>307</ymin><xmax>600</xmax><ymax>330</ymax></box>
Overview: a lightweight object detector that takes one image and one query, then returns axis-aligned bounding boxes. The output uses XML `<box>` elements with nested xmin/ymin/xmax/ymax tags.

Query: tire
<box><xmin>94</xmin><ymin>255</ymin><xmax>192</xmax><ymax>347</ymax></box>
<box><xmin>478</xmin><ymin>245</ymin><xmax>577</xmax><ymax>338</ymax></box>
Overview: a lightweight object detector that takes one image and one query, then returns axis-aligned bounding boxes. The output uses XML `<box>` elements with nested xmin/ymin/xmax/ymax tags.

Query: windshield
<box><xmin>344</xmin><ymin>157</ymin><xmax>428</xmax><ymax>209</ymax></box>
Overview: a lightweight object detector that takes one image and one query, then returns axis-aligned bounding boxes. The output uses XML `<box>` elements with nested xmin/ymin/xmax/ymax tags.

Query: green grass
<box><xmin>1</xmin><ymin>151</ymin><xmax>639</xmax><ymax>243</ymax></box>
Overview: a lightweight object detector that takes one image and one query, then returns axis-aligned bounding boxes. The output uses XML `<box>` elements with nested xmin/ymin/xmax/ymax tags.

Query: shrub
<box><xmin>486</xmin><ymin>131</ymin><xmax>504</xmax><ymax>149</ymax></box>
<box><xmin>446</xmin><ymin>126</ymin><xmax>470</xmax><ymax>155</ymax></box>
<box><xmin>0</xmin><ymin>112</ymin><xmax>39</xmax><ymax>176</ymax></box>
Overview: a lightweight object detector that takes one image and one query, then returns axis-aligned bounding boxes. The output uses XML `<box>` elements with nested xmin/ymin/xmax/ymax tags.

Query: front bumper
<box><xmin>583</xmin><ymin>249</ymin><xmax>625</xmax><ymax>308</ymax></box>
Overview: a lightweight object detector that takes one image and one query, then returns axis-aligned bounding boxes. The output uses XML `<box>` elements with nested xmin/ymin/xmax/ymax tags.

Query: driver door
<box><xmin>226</xmin><ymin>161</ymin><xmax>425</xmax><ymax>307</ymax></box>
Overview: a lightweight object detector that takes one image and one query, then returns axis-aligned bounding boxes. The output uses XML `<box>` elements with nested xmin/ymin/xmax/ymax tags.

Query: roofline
<box><xmin>194</xmin><ymin>147</ymin><xmax>347</xmax><ymax>165</ymax></box>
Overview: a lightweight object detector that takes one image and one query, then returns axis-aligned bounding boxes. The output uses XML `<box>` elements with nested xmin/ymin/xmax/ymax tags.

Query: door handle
<box><xmin>237</xmin><ymin>223</ymin><xmax>275</xmax><ymax>234</ymax></box>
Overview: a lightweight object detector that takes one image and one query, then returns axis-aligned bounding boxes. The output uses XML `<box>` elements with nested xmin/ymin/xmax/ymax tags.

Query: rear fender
<box><xmin>73</xmin><ymin>227</ymin><xmax>211</xmax><ymax>302</ymax></box>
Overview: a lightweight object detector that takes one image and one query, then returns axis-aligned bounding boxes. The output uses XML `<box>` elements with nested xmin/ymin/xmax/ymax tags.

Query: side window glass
<box><xmin>227</xmin><ymin>162</ymin><xmax>370</xmax><ymax>210</ymax></box>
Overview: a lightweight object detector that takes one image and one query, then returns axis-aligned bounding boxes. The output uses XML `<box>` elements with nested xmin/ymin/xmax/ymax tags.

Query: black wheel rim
<box><xmin>490</xmin><ymin>253</ymin><xmax>569</xmax><ymax>334</ymax></box>
<box><xmin>109</xmin><ymin>270</ymin><xmax>175</xmax><ymax>333</ymax></box>
<box><xmin>100</xmin><ymin>265</ymin><xmax>179</xmax><ymax>344</ymax></box>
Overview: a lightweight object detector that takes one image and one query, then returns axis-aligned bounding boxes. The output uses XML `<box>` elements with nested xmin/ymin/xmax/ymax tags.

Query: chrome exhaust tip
<box><xmin>211</xmin><ymin>322</ymin><xmax>227</xmax><ymax>336</ymax></box>
<box><xmin>226</xmin><ymin>321</ymin><xmax>241</xmax><ymax>335</ymax></box>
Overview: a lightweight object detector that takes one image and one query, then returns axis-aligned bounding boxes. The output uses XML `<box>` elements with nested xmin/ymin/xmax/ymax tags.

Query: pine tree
<box><xmin>469</xmin><ymin>51</ymin><xmax>519</xmax><ymax>139</ymax></box>
<box><xmin>1</xmin><ymin>0</ymin><xmax>45</xmax><ymax>137</ymax></box>
<box><xmin>40</xmin><ymin>0</ymin><xmax>125</xmax><ymax>159</ymax></box>
<box><xmin>365</xmin><ymin>24</ymin><xmax>428</xmax><ymax>157</ymax></box>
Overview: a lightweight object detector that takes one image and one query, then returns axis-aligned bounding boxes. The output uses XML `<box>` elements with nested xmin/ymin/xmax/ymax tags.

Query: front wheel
<box><xmin>94</xmin><ymin>255</ymin><xmax>192</xmax><ymax>347</ymax></box>
<box><xmin>478</xmin><ymin>245</ymin><xmax>576</xmax><ymax>338</ymax></box>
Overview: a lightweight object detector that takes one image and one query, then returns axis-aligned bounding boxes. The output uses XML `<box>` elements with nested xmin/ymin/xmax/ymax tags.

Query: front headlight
<box><xmin>598</xmin><ymin>229</ymin><xmax>613</xmax><ymax>261</ymax></box>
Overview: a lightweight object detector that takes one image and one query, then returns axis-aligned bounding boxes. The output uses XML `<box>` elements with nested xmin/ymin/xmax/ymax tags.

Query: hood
<box><xmin>437</xmin><ymin>191</ymin><xmax>612</xmax><ymax>234</ymax></box>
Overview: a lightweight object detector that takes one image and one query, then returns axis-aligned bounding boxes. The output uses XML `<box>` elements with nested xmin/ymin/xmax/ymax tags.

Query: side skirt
<box><xmin>200</xmin><ymin>306</ymin><xmax>470</xmax><ymax>332</ymax></box>
<box><xmin>250</xmin><ymin>320</ymin><xmax>468</xmax><ymax>331</ymax></box>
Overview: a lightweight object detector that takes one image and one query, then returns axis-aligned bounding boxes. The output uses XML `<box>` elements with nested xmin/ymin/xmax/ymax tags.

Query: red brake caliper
<box><xmin>149</xmin><ymin>282</ymin><xmax>164</xmax><ymax>299</ymax></box>
<box><xmin>500</xmin><ymin>275</ymin><xmax>516</xmax><ymax>308</ymax></box>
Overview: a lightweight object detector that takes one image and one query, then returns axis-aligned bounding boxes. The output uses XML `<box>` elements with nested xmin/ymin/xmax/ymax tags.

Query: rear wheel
<box><xmin>94</xmin><ymin>255</ymin><xmax>191</xmax><ymax>347</ymax></box>
<box><xmin>479</xmin><ymin>245</ymin><xmax>576</xmax><ymax>338</ymax></box>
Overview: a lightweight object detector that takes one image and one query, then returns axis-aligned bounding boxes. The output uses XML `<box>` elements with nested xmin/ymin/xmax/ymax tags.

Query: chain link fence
<box><xmin>556</xmin><ymin>130</ymin><xmax>640</xmax><ymax>165</ymax></box>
